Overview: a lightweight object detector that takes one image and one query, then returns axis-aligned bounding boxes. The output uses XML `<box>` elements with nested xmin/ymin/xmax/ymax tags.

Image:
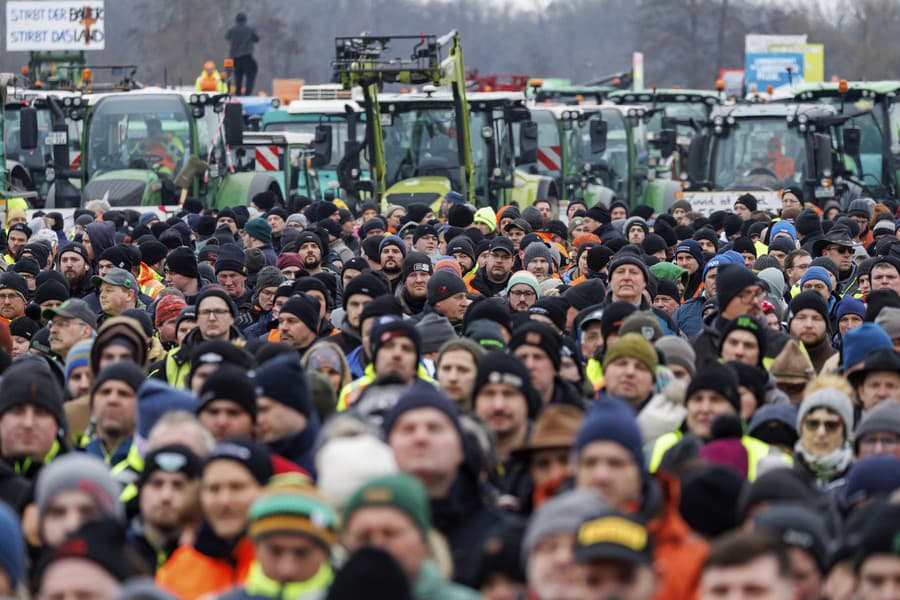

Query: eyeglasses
<box><xmin>826</xmin><ymin>245</ymin><xmax>853</xmax><ymax>255</ymax></box>
<box><xmin>198</xmin><ymin>308</ymin><xmax>231</xmax><ymax>319</ymax></box>
<box><xmin>258</xmin><ymin>289</ymin><xmax>276</xmax><ymax>298</ymax></box>
<box><xmin>49</xmin><ymin>318</ymin><xmax>75</xmax><ymax>329</ymax></box>
<box><xmin>737</xmin><ymin>288</ymin><xmax>764</xmax><ymax>303</ymax></box>
<box><xmin>803</xmin><ymin>418</ymin><xmax>842</xmax><ymax>433</ymax></box>
<box><xmin>860</xmin><ymin>435</ymin><xmax>898</xmax><ymax>449</ymax></box>
<box><xmin>510</xmin><ymin>290</ymin><xmax>536</xmax><ymax>299</ymax></box>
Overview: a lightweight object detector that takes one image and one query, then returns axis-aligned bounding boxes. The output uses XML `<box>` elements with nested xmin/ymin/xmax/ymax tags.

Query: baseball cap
<box><xmin>574</xmin><ymin>511</ymin><xmax>653</xmax><ymax>565</ymax></box>
<box><xmin>42</xmin><ymin>298</ymin><xmax>98</xmax><ymax>330</ymax></box>
<box><xmin>489</xmin><ymin>236</ymin><xmax>515</xmax><ymax>255</ymax></box>
<box><xmin>91</xmin><ymin>268</ymin><xmax>139</xmax><ymax>292</ymax></box>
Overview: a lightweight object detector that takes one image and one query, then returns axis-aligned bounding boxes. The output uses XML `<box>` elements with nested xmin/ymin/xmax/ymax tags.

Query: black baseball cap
<box><xmin>489</xmin><ymin>236</ymin><xmax>515</xmax><ymax>256</ymax></box>
<box><xmin>574</xmin><ymin>511</ymin><xmax>653</xmax><ymax>566</ymax></box>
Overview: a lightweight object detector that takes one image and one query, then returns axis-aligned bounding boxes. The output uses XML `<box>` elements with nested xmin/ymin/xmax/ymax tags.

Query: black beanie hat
<box><xmin>382</xmin><ymin>381</ymin><xmax>463</xmax><ymax>443</ymax></box>
<box><xmin>197</xmin><ymin>215</ymin><xmax>217</xmax><ymax>237</ymax></box>
<box><xmin>92</xmin><ymin>362</ymin><xmax>146</xmax><ymax>397</ymax></box>
<box><xmin>359</xmin><ymin>295</ymin><xmax>404</xmax><ymax>326</ymax></box>
<box><xmin>35</xmin><ymin>280</ymin><xmax>70</xmax><ymax>304</ymax></box>
<box><xmin>195</xmin><ymin>286</ymin><xmax>238</xmax><ymax>318</ymax></box>
<box><xmin>864</xmin><ymin>288</ymin><xmax>900</xmax><ymax>322</ymax></box>
<box><xmin>138</xmin><ymin>443</ymin><xmax>202</xmax><ymax>487</ymax></box>
<box><xmin>719</xmin><ymin>314</ymin><xmax>767</xmax><ymax>366</ymax></box>
<box><xmin>214</xmin><ymin>243</ymin><xmax>247</xmax><ymax>275</ymax></box>
<box><xmin>198</xmin><ymin>365</ymin><xmax>257</xmax><ymax>420</ymax></box>
<box><xmin>139</xmin><ymin>240</ymin><xmax>168</xmax><ymax>266</ymax></box>
<box><xmin>789</xmin><ymin>290</ymin><xmax>830</xmax><ymax>327</ymax></box>
<box><xmin>731</xmin><ymin>237</ymin><xmax>757</xmax><ymax>257</ymax></box>
<box><xmin>655</xmin><ymin>220</ymin><xmax>679</xmax><ymax>247</ymax></box>
<box><xmin>39</xmin><ymin>519</ymin><xmax>130</xmax><ymax>582</ymax></box>
<box><xmin>205</xmin><ymin>439</ymin><xmax>273</xmax><ymax>486</ymax></box>
<box><xmin>342</xmin><ymin>273</ymin><xmax>388</xmax><ymax>309</ymax></box>
<box><xmin>294</xmin><ymin>277</ymin><xmax>333</xmax><ymax>312</ymax></box>
<box><xmin>641</xmin><ymin>233</ymin><xmax>668</xmax><ymax>256</ymax></box>
<box><xmin>723</xmin><ymin>214</ymin><xmax>744</xmax><ymax>238</ymax></box>
<box><xmin>794</xmin><ymin>208</ymin><xmax>822</xmax><ymax>237</ymax></box>
<box><xmin>686</xmin><ymin>363</ymin><xmax>740</xmax><ymax>413</ymax></box>
<box><xmin>448</xmin><ymin>204</ymin><xmax>474</xmax><ymax>228</ymax></box>
<box><xmin>586</xmin><ymin>245</ymin><xmax>614</xmax><ymax>273</ymax></box>
<box><xmin>165</xmin><ymin>246</ymin><xmax>200</xmax><ymax>280</ymax></box>
<box><xmin>464</xmin><ymin>297</ymin><xmax>512</xmax><ymax>333</ymax></box>
<box><xmin>427</xmin><ymin>270</ymin><xmax>467</xmax><ymax>305</ymax></box>
<box><xmin>562</xmin><ymin>279</ymin><xmax>607</xmax><ymax>311</ymax></box>
<box><xmin>655</xmin><ymin>279</ymin><xmax>680</xmax><ymax>301</ymax></box>
<box><xmin>98</xmin><ymin>246</ymin><xmax>133</xmax><ymax>272</ymax></box>
<box><xmin>326</xmin><ymin>547</ymin><xmax>413</xmax><ymax>600</ymax></box>
<box><xmin>735</xmin><ymin>193</ymin><xmax>758</xmax><ymax>212</ymax></box>
<box><xmin>370</xmin><ymin>316</ymin><xmax>422</xmax><ymax>362</ymax></box>
<box><xmin>716</xmin><ymin>264</ymin><xmax>762</xmax><ymax>312</ymax></box>
<box><xmin>601</xmin><ymin>301</ymin><xmax>638</xmax><ymax>341</ymax></box>
<box><xmin>528</xmin><ymin>296</ymin><xmax>569</xmax><ymax>333</ymax></box>
<box><xmin>446</xmin><ymin>236</ymin><xmax>476</xmax><ymax>265</ymax></box>
<box><xmin>0</xmin><ymin>360</ymin><xmax>65</xmax><ymax>428</ymax></box>
<box><xmin>402</xmin><ymin>251</ymin><xmax>433</xmax><ymax>279</ymax></box>
<box><xmin>679</xmin><ymin>465</ymin><xmax>746</xmax><ymax>539</ymax></box>
<box><xmin>280</xmin><ymin>293</ymin><xmax>321</xmax><ymax>335</ymax></box>
<box><xmin>727</xmin><ymin>360</ymin><xmax>768</xmax><ymax>403</ymax></box>
<box><xmin>508</xmin><ymin>321</ymin><xmax>562</xmax><ymax>371</ymax></box>
<box><xmin>586</xmin><ymin>204</ymin><xmax>610</xmax><ymax>226</ymax></box>
<box><xmin>10</xmin><ymin>258</ymin><xmax>39</xmax><ymax>277</ymax></box>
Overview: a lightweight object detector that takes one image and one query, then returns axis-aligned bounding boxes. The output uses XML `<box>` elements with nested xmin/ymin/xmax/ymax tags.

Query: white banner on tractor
<box><xmin>680</xmin><ymin>190</ymin><xmax>782</xmax><ymax>215</ymax></box>
<box><xmin>7</xmin><ymin>1</ymin><xmax>105</xmax><ymax>51</ymax></box>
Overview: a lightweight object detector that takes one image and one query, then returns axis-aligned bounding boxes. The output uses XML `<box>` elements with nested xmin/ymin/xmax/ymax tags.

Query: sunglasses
<box><xmin>803</xmin><ymin>418</ymin><xmax>842</xmax><ymax>433</ymax></box>
<box><xmin>827</xmin><ymin>245</ymin><xmax>853</xmax><ymax>255</ymax></box>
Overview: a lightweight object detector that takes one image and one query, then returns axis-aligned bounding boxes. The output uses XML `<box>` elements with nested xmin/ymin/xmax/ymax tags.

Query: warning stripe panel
<box><xmin>537</xmin><ymin>145</ymin><xmax>561</xmax><ymax>171</ymax></box>
<box><xmin>255</xmin><ymin>146</ymin><xmax>280</xmax><ymax>171</ymax></box>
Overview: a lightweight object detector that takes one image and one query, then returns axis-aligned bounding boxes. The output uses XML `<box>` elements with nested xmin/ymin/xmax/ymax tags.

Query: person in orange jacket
<box><xmin>157</xmin><ymin>440</ymin><xmax>274</xmax><ymax>599</ymax></box>
<box><xmin>572</xmin><ymin>399</ymin><xmax>708</xmax><ymax>600</ymax></box>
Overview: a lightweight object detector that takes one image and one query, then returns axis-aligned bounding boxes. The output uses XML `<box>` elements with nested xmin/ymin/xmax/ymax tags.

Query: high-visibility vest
<box><xmin>646</xmin><ymin>430</ymin><xmax>792</xmax><ymax>481</ymax></box>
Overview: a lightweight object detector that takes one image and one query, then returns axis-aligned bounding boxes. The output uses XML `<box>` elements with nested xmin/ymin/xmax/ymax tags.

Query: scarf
<box><xmin>795</xmin><ymin>440</ymin><xmax>853</xmax><ymax>484</ymax></box>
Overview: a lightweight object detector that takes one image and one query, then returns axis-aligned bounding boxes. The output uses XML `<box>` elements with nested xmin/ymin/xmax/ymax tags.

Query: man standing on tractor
<box><xmin>226</xmin><ymin>13</ymin><xmax>259</xmax><ymax>95</ymax></box>
<box><xmin>195</xmin><ymin>61</ymin><xmax>228</xmax><ymax>93</ymax></box>
<box><xmin>130</xmin><ymin>118</ymin><xmax>184</xmax><ymax>179</ymax></box>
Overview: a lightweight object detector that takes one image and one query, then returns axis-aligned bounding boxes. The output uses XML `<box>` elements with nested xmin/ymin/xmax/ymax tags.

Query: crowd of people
<box><xmin>0</xmin><ymin>187</ymin><xmax>897</xmax><ymax>600</ymax></box>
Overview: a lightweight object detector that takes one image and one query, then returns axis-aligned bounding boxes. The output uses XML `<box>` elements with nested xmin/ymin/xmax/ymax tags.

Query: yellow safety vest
<box><xmin>646</xmin><ymin>431</ymin><xmax>792</xmax><ymax>481</ymax></box>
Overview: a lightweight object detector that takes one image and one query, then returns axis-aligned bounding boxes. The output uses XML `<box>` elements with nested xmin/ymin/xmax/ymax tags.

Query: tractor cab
<box><xmin>229</xmin><ymin>131</ymin><xmax>321</xmax><ymax>207</ymax></box>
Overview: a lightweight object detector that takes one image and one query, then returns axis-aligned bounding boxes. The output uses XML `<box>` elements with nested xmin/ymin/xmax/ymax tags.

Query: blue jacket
<box><xmin>675</xmin><ymin>297</ymin><xmax>705</xmax><ymax>338</ymax></box>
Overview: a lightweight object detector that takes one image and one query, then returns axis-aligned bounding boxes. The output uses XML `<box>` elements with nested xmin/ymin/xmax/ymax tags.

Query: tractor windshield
<box><xmin>382</xmin><ymin>106</ymin><xmax>462</xmax><ymax>190</ymax></box>
<box><xmin>647</xmin><ymin>101</ymin><xmax>708</xmax><ymax>139</ymax></box>
<box><xmin>576</xmin><ymin>110</ymin><xmax>631</xmax><ymax>198</ymax></box>
<box><xmin>711</xmin><ymin>117</ymin><xmax>807</xmax><ymax>190</ymax></box>
<box><xmin>86</xmin><ymin>94</ymin><xmax>191</xmax><ymax>180</ymax></box>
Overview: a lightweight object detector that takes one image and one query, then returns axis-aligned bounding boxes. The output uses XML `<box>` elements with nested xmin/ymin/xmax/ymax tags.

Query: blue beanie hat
<box><xmin>844</xmin><ymin>455</ymin><xmax>900</xmax><ymax>506</ymax></box>
<box><xmin>253</xmin><ymin>353</ymin><xmax>313</xmax><ymax>418</ymax></box>
<box><xmin>378</xmin><ymin>235</ymin><xmax>407</xmax><ymax>258</ymax></box>
<box><xmin>702</xmin><ymin>250</ymin><xmax>742</xmax><ymax>279</ymax></box>
<box><xmin>0</xmin><ymin>503</ymin><xmax>25</xmax><ymax>588</ymax></box>
<box><xmin>800</xmin><ymin>266</ymin><xmax>833</xmax><ymax>292</ymax></box>
<box><xmin>65</xmin><ymin>338</ymin><xmax>93</xmax><ymax>383</ymax></box>
<box><xmin>674</xmin><ymin>239</ymin><xmax>704</xmax><ymax>266</ymax></box>
<box><xmin>136</xmin><ymin>379</ymin><xmax>198</xmax><ymax>439</ymax></box>
<box><xmin>841</xmin><ymin>323</ymin><xmax>893</xmax><ymax>372</ymax></box>
<box><xmin>575</xmin><ymin>399</ymin><xmax>644</xmax><ymax>473</ymax></box>
<box><xmin>382</xmin><ymin>381</ymin><xmax>465</xmax><ymax>447</ymax></box>
<box><xmin>769</xmin><ymin>220</ymin><xmax>798</xmax><ymax>242</ymax></box>
<box><xmin>835</xmin><ymin>297</ymin><xmax>866</xmax><ymax>322</ymax></box>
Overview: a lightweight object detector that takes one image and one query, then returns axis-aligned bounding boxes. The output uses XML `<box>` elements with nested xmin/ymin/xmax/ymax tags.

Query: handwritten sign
<box><xmin>7</xmin><ymin>1</ymin><xmax>105</xmax><ymax>51</ymax></box>
<box><xmin>681</xmin><ymin>190</ymin><xmax>782</xmax><ymax>215</ymax></box>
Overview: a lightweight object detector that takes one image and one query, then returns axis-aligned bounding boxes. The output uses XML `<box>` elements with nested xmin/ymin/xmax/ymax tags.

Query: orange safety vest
<box><xmin>157</xmin><ymin>537</ymin><xmax>255</xmax><ymax>600</ymax></box>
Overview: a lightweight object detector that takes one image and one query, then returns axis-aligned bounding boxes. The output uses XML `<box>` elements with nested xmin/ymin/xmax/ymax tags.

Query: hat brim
<box><xmin>509</xmin><ymin>437</ymin><xmax>574</xmax><ymax>462</ymax></box>
<box><xmin>574</xmin><ymin>542</ymin><xmax>651</xmax><ymax>566</ymax></box>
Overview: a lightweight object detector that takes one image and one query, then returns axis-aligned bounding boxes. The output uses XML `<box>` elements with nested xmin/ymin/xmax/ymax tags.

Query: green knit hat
<box><xmin>343</xmin><ymin>473</ymin><xmax>430</xmax><ymax>536</ymax></box>
<box><xmin>649</xmin><ymin>261</ymin><xmax>689</xmax><ymax>287</ymax></box>
<box><xmin>505</xmin><ymin>270</ymin><xmax>541</xmax><ymax>299</ymax></box>
<box><xmin>248</xmin><ymin>474</ymin><xmax>338</xmax><ymax>550</ymax></box>
<box><xmin>602</xmin><ymin>332</ymin><xmax>659</xmax><ymax>374</ymax></box>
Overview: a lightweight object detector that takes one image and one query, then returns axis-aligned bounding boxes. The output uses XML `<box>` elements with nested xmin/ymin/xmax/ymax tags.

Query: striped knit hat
<box><xmin>247</xmin><ymin>474</ymin><xmax>338</xmax><ymax>551</ymax></box>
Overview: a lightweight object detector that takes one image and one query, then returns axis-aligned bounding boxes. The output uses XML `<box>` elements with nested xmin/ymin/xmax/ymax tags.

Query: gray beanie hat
<box><xmin>417</xmin><ymin>313</ymin><xmax>458</xmax><ymax>354</ymax></box>
<box><xmin>875</xmin><ymin>307</ymin><xmax>900</xmax><ymax>341</ymax></box>
<box><xmin>522</xmin><ymin>489</ymin><xmax>608</xmax><ymax>565</ymax></box>
<box><xmin>35</xmin><ymin>454</ymin><xmax>124</xmax><ymax>522</ymax></box>
<box><xmin>854</xmin><ymin>399</ymin><xmax>900</xmax><ymax>448</ymax></box>
<box><xmin>523</xmin><ymin>242</ymin><xmax>553</xmax><ymax>268</ymax></box>
<box><xmin>253</xmin><ymin>266</ymin><xmax>285</xmax><ymax>299</ymax></box>
<box><xmin>797</xmin><ymin>388</ymin><xmax>854</xmax><ymax>437</ymax></box>
<box><xmin>654</xmin><ymin>336</ymin><xmax>697</xmax><ymax>377</ymax></box>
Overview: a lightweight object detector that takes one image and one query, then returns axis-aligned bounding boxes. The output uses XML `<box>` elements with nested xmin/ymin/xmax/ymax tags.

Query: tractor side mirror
<box><xmin>223</xmin><ymin>103</ymin><xmax>244</xmax><ymax>146</ymax></box>
<box><xmin>686</xmin><ymin>134</ymin><xmax>708</xmax><ymax>184</ymax></box>
<box><xmin>589</xmin><ymin>119</ymin><xmax>608</xmax><ymax>154</ymax></box>
<box><xmin>843</xmin><ymin>127</ymin><xmax>861</xmax><ymax>157</ymax></box>
<box><xmin>19</xmin><ymin>107</ymin><xmax>39</xmax><ymax>150</ymax></box>
<box><xmin>504</xmin><ymin>105</ymin><xmax>531</xmax><ymax>123</ymax></box>
<box><xmin>815</xmin><ymin>133</ymin><xmax>834</xmax><ymax>179</ymax></box>
<box><xmin>312</xmin><ymin>125</ymin><xmax>333</xmax><ymax>168</ymax></box>
<box><xmin>659</xmin><ymin>128</ymin><xmax>677</xmax><ymax>159</ymax></box>
<box><xmin>518</xmin><ymin>121</ymin><xmax>538</xmax><ymax>164</ymax></box>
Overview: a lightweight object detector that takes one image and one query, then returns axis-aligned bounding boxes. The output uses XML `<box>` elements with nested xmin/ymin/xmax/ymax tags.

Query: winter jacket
<box><xmin>674</xmin><ymin>296</ymin><xmax>705</xmax><ymax>338</ymax></box>
<box><xmin>157</xmin><ymin>525</ymin><xmax>255</xmax><ymax>600</ymax></box>
<box><xmin>413</xmin><ymin>561</ymin><xmax>481</xmax><ymax>600</ymax></box>
<box><xmin>267</xmin><ymin>419</ymin><xmax>321</xmax><ymax>479</ymax></box>
<box><xmin>464</xmin><ymin>267</ymin><xmax>509</xmax><ymax>297</ymax></box>
<box><xmin>328</xmin><ymin>321</ymin><xmax>361</xmax><ymax>355</ymax></box>
<box><xmin>430</xmin><ymin>462</ymin><xmax>522</xmax><ymax>588</ymax></box>
<box><xmin>225</xmin><ymin>22</ymin><xmax>259</xmax><ymax>58</ymax></box>
<box><xmin>148</xmin><ymin>326</ymin><xmax>247</xmax><ymax>388</ymax></box>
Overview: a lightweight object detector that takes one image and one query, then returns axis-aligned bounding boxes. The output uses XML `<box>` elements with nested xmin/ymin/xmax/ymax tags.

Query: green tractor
<box><xmin>332</xmin><ymin>31</ymin><xmax>475</xmax><ymax>212</ymax></box>
<box><xmin>467</xmin><ymin>91</ymin><xmax>558</xmax><ymax>211</ymax></box>
<box><xmin>681</xmin><ymin>102</ymin><xmax>865</xmax><ymax>214</ymax></box>
<box><xmin>29</xmin><ymin>88</ymin><xmax>281</xmax><ymax>211</ymax></box>
<box><xmin>228</xmin><ymin>131</ymin><xmax>323</xmax><ymax>206</ymax></box>
<box><xmin>790</xmin><ymin>81</ymin><xmax>900</xmax><ymax>203</ymax></box>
